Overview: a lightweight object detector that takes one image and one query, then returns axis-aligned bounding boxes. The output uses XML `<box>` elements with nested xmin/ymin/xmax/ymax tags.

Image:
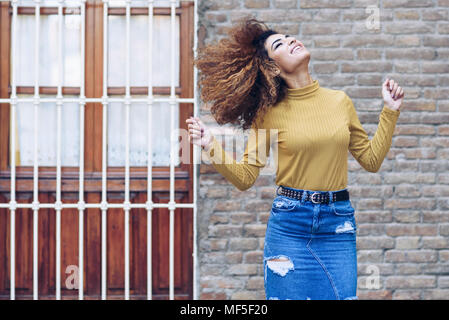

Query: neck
<box><xmin>283</xmin><ymin>67</ymin><xmax>313</xmax><ymax>89</ymax></box>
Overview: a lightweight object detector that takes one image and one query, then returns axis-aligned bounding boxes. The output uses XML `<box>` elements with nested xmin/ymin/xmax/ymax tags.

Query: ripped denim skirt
<box><xmin>264</xmin><ymin>185</ymin><xmax>358</xmax><ymax>300</ymax></box>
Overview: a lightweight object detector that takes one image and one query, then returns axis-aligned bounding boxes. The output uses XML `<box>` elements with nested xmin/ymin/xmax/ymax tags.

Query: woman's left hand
<box><xmin>382</xmin><ymin>78</ymin><xmax>404</xmax><ymax>111</ymax></box>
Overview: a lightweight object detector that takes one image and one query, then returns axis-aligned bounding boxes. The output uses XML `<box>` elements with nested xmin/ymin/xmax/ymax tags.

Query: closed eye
<box><xmin>274</xmin><ymin>34</ymin><xmax>289</xmax><ymax>51</ymax></box>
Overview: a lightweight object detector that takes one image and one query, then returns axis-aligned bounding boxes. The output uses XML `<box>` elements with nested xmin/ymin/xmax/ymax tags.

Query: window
<box><xmin>0</xmin><ymin>0</ymin><xmax>196</xmax><ymax>300</ymax></box>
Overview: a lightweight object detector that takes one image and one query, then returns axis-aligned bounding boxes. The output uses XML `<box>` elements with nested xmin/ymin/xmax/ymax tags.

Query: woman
<box><xmin>186</xmin><ymin>18</ymin><xmax>404</xmax><ymax>300</ymax></box>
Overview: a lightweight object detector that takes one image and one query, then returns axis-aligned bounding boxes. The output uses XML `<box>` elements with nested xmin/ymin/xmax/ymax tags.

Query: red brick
<box><xmin>386</xmin><ymin>276</ymin><xmax>436</xmax><ymax>289</ymax></box>
<box><xmin>384</xmin><ymin>0</ymin><xmax>434</xmax><ymax>7</ymax></box>
<box><xmin>385</xmin><ymin>224</ymin><xmax>438</xmax><ymax>236</ymax></box>
<box><xmin>244</xmin><ymin>0</ymin><xmax>269</xmax><ymax>9</ymax></box>
<box><xmin>200</xmin><ymin>292</ymin><xmax>227</xmax><ymax>300</ymax></box>
<box><xmin>357</xmin><ymin>290</ymin><xmax>393</xmax><ymax>300</ymax></box>
<box><xmin>300</xmin><ymin>0</ymin><xmax>352</xmax><ymax>8</ymax></box>
<box><xmin>273</xmin><ymin>0</ymin><xmax>296</xmax><ymax>9</ymax></box>
<box><xmin>393</xmin><ymin>290</ymin><xmax>421</xmax><ymax>300</ymax></box>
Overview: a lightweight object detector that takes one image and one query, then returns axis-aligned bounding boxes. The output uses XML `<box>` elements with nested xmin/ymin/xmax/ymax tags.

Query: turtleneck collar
<box><xmin>286</xmin><ymin>79</ymin><xmax>320</xmax><ymax>98</ymax></box>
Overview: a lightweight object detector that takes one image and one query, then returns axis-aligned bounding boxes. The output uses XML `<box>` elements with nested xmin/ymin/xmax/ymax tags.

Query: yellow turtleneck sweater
<box><xmin>203</xmin><ymin>80</ymin><xmax>401</xmax><ymax>192</ymax></box>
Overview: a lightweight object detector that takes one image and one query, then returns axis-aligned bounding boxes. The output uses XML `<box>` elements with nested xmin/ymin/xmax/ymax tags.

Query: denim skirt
<box><xmin>264</xmin><ymin>185</ymin><xmax>358</xmax><ymax>300</ymax></box>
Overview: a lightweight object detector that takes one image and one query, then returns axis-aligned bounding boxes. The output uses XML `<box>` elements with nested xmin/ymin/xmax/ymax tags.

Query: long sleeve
<box><xmin>203</xmin><ymin>123</ymin><xmax>271</xmax><ymax>191</ymax></box>
<box><xmin>347</xmin><ymin>94</ymin><xmax>400</xmax><ymax>173</ymax></box>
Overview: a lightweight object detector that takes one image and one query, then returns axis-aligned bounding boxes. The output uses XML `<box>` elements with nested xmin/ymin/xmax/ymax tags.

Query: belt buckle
<box><xmin>311</xmin><ymin>192</ymin><xmax>321</xmax><ymax>204</ymax></box>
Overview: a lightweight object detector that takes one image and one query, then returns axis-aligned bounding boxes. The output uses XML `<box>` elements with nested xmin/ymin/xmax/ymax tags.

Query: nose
<box><xmin>286</xmin><ymin>36</ymin><xmax>296</xmax><ymax>45</ymax></box>
<box><xmin>286</xmin><ymin>37</ymin><xmax>297</xmax><ymax>52</ymax></box>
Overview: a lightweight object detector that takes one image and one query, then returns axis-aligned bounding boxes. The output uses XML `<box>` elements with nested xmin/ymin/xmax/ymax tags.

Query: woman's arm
<box><xmin>347</xmin><ymin>79</ymin><xmax>404</xmax><ymax>173</ymax></box>
<box><xmin>204</xmin><ymin>127</ymin><xmax>271</xmax><ymax>191</ymax></box>
<box><xmin>187</xmin><ymin>117</ymin><xmax>271</xmax><ymax>191</ymax></box>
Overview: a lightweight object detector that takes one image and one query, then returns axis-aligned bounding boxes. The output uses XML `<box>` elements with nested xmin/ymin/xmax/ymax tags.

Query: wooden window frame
<box><xmin>0</xmin><ymin>1</ymin><xmax>195</xmax><ymax>194</ymax></box>
<box><xmin>0</xmin><ymin>0</ymin><xmax>195</xmax><ymax>300</ymax></box>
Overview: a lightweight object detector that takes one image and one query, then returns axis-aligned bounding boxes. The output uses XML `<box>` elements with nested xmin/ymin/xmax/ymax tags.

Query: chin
<box><xmin>301</xmin><ymin>51</ymin><xmax>311</xmax><ymax>66</ymax></box>
<box><xmin>291</xmin><ymin>52</ymin><xmax>310</xmax><ymax>69</ymax></box>
<box><xmin>301</xmin><ymin>50</ymin><xmax>311</xmax><ymax>62</ymax></box>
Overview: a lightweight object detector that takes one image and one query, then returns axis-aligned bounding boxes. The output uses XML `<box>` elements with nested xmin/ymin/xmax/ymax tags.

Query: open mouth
<box><xmin>290</xmin><ymin>43</ymin><xmax>303</xmax><ymax>54</ymax></box>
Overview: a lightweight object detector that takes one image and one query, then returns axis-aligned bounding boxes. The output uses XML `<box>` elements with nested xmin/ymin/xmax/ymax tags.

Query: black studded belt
<box><xmin>276</xmin><ymin>185</ymin><xmax>349</xmax><ymax>204</ymax></box>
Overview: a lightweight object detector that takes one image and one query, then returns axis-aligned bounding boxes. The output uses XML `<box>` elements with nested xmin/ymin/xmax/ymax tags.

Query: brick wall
<box><xmin>196</xmin><ymin>0</ymin><xmax>449</xmax><ymax>300</ymax></box>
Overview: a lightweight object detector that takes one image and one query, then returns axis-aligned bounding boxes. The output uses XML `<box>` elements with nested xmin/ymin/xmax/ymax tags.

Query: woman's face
<box><xmin>264</xmin><ymin>33</ymin><xmax>310</xmax><ymax>75</ymax></box>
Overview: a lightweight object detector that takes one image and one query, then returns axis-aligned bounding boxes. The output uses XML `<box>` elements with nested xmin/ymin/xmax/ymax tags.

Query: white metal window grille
<box><xmin>0</xmin><ymin>0</ymin><xmax>199</xmax><ymax>300</ymax></box>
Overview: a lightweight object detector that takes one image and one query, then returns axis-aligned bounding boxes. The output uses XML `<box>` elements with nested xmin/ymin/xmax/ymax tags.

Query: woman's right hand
<box><xmin>185</xmin><ymin>116</ymin><xmax>214</xmax><ymax>152</ymax></box>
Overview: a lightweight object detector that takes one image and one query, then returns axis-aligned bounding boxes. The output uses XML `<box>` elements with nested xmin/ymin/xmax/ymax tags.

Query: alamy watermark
<box><xmin>65</xmin><ymin>264</ymin><xmax>79</xmax><ymax>290</ymax></box>
<box><xmin>365</xmin><ymin>5</ymin><xmax>380</xmax><ymax>31</ymax></box>
<box><xmin>365</xmin><ymin>264</ymin><xmax>381</xmax><ymax>290</ymax></box>
<box><xmin>175</xmin><ymin>127</ymin><xmax>280</xmax><ymax>174</ymax></box>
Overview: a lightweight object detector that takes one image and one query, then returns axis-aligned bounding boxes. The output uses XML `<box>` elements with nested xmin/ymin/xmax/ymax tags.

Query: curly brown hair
<box><xmin>194</xmin><ymin>18</ymin><xmax>287</xmax><ymax>130</ymax></box>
